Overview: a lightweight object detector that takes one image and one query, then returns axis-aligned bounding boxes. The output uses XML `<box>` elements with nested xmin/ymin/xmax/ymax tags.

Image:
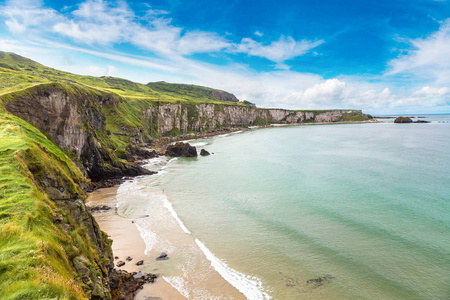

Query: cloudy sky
<box><xmin>1</xmin><ymin>0</ymin><xmax>449</xmax><ymax>114</ymax></box>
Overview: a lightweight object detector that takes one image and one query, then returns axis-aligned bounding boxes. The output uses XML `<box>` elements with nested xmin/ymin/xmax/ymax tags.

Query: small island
<box><xmin>394</xmin><ymin>116</ymin><xmax>413</xmax><ymax>123</ymax></box>
<box><xmin>394</xmin><ymin>116</ymin><xmax>430</xmax><ymax>123</ymax></box>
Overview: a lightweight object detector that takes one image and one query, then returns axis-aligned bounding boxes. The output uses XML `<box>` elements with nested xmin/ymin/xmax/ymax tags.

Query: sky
<box><xmin>0</xmin><ymin>0</ymin><xmax>450</xmax><ymax>114</ymax></box>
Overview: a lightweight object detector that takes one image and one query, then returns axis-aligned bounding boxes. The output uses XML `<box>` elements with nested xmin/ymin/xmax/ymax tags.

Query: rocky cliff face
<box><xmin>0</xmin><ymin>113</ymin><xmax>113</xmax><ymax>299</ymax></box>
<box><xmin>4</xmin><ymin>83</ymin><xmax>150</xmax><ymax>180</ymax></box>
<box><xmin>4</xmin><ymin>84</ymin><xmax>371</xmax><ymax>160</ymax></box>
<box><xmin>144</xmin><ymin>102</ymin><xmax>370</xmax><ymax>136</ymax></box>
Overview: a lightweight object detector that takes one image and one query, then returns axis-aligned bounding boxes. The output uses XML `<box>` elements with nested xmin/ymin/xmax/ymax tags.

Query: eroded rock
<box><xmin>165</xmin><ymin>142</ymin><xmax>197</xmax><ymax>157</ymax></box>
<box><xmin>200</xmin><ymin>149</ymin><xmax>210</xmax><ymax>156</ymax></box>
<box><xmin>156</xmin><ymin>252</ymin><xmax>169</xmax><ymax>261</ymax></box>
<box><xmin>117</xmin><ymin>261</ymin><xmax>125</xmax><ymax>267</ymax></box>
<box><xmin>136</xmin><ymin>260</ymin><xmax>144</xmax><ymax>266</ymax></box>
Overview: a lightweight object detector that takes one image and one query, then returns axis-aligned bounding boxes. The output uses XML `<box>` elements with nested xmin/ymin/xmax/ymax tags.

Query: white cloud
<box><xmin>388</xmin><ymin>18</ymin><xmax>450</xmax><ymax>85</ymax></box>
<box><xmin>302</xmin><ymin>79</ymin><xmax>354</xmax><ymax>103</ymax></box>
<box><xmin>87</xmin><ymin>64</ymin><xmax>117</xmax><ymax>76</ymax></box>
<box><xmin>177</xmin><ymin>31</ymin><xmax>230</xmax><ymax>55</ymax></box>
<box><xmin>1</xmin><ymin>0</ymin><xmax>322</xmax><ymax>65</ymax></box>
<box><xmin>254</xmin><ymin>31</ymin><xmax>263</xmax><ymax>37</ymax></box>
<box><xmin>233</xmin><ymin>36</ymin><xmax>324</xmax><ymax>63</ymax></box>
<box><xmin>1</xmin><ymin>0</ymin><xmax>62</xmax><ymax>34</ymax></box>
<box><xmin>52</xmin><ymin>0</ymin><xmax>134</xmax><ymax>45</ymax></box>
<box><xmin>1</xmin><ymin>0</ymin><xmax>448</xmax><ymax>114</ymax></box>
<box><xmin>3</xmin><ymin>35</ymin><xmax>449</xmax><ymax>114</ymax></box>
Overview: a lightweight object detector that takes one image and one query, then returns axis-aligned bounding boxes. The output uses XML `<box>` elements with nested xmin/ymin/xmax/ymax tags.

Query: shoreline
<box><xmin>86</xmin><ymin>186</ymin><xmax>189</xmax><ymax>299</ymax></box>
<box><xmin>149</xmin><ymin>120</ymin><xmax>378</xmax><ymax>151</ymax></box>
<box><xmin>86</xmin><ymin>119</ymin><xmax>378</xmax><ymax>299</ymax></box>
<box><xmin>86</xmin><ymin>165</ymin><xmax>250</xmax><ymax>299</ymax></box>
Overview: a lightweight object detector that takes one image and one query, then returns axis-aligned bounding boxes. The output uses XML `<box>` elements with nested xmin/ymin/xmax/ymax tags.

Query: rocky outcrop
<box><xmin>211</xmin><ymin>90</ymin><xmax>239</xmax><ymax>102</ymax></box>
<box><xmin>394</xmin><ymin>116</ymin><xmax>413</xmax><ymax>123</ymax></box>
<box><xmin>109</xmin><ymin>270</ymin><xmax>157</xmax><ymax>300</ymax></box>
<box><xmin>200</xmin><ymin>149</ymin><xmax>210</xmax><ymax>156</ymax></box>
<box><xmin>165</xmin><ymin>142</ymin><xmax>198</xmax><ymax>157</ymax></box>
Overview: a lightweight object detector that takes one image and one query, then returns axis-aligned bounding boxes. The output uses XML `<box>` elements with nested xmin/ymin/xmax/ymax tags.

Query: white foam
<box><xmin>115</xmin><ymin>179</ymin><xmax>141</xmax><ymax>208</ymax></box>
<box><xmin>142</xmin><ymin>156</ymin><xmax>170</xmax><ymax>171</ymax></box>
<box><xmin>195</xmin><ymin>239</ymin><xmax>272</xmax><ymax>300</ymax></box>
<box><xmin>134</xmin><ymin>220</ymin><xmax>158</xmax><ymax>255</ymax></box>
<box><xmin>216</xmin><ymin>130</ymin><xmax>243</xmax><ymax>138</ymax></box>
<box><xmin>162</xmin><ymin>197</ymin><xmax>191</xmax><ymax>234</ymax></box>
<box><xmin>162</xmin><ymin>276</ymin><xmax>190</xmax><ymax>299</ymax></box>
<box><xmin>191</xmin><ymin>142</ymin><xmax>207</xmax><ymax>147</ymax></box>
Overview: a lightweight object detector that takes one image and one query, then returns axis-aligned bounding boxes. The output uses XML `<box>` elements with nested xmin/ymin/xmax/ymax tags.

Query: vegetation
<box><xmin>253</xmin><ymin>116</ymin><xmax>269</xmax><ymax>126</ymax></box>
<box><xmin>164</xmin><ymin>127</ymin><xmax>183</xmax><ymax>136</ymax></box>
<box><xmin>342</xmin><ymin>115</ymin><xmax>371</xmax><ymax>121</ymax></box>
<box><xmin>147</xmin><ymin>81</ymin><xmax>244</xmax><ymax>105</ymax></box>
<box><xmin>0</xmin><ymin>112</ymin><xmax>104</xmax><ymax>299</ymax></box>
<box><xmin>0</xmin><ymin>51</ymin><xmax>247</xmax><ymax>107</ymax></box>
<box><xmin>394</xmin><ymin>116</ymin><xmax>413</xmax><ymax>123</ymax></box>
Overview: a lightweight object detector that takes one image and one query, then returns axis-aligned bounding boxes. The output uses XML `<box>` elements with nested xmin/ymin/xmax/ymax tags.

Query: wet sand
<box><xmin>86</xmin><ymin>186</ymin><xmax>186</xmax><ymax>299</ymax></box>
<box><xmin>86</xmin><ymin>185</ymin><xmax>245</xmax><ymax>299</ymax></box>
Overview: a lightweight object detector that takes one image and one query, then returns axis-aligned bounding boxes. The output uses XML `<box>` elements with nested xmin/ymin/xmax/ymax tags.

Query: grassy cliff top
<box><xmin>0</xmin><ymin>51</ymin><xmax>246</xmax><ymax>106</ymax></box>
<box><xmin>0</xmin><ymin>112</ymin><xmax>92</xmax><ymax>299</ymax></box>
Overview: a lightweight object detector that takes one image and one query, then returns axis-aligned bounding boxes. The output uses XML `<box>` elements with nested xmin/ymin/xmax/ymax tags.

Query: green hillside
<box><xmin>0</xmin><ymin>51</ymin><xmax>246</xmax><ymax>106</ymax></box>
<box><xmin>0</xmin><ymin>112</ymin><xmax>110</xmax><ymax>299</ymax></box>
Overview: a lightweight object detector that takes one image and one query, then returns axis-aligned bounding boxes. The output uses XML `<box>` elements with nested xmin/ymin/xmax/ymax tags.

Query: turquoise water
<box><xmin>158</xmin><ymin>118</ymin><xmax>450</xmax><ymax>299</ymax></box>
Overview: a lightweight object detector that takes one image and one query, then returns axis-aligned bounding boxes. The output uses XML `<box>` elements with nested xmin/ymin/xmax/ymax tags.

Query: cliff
<box><xmin>0</xmin><ymin>112</ymin><xmax>113</xmax><ymax>299</ymax></box>
<box><xmin>2</xmin><ymin>83</ymin><xmax>152</xmax><ymax>180</ymax></box>
<box><xmin>144</xmin><ymin>102</ymin><xmax>370</xmax><ymax>136</ymax></box>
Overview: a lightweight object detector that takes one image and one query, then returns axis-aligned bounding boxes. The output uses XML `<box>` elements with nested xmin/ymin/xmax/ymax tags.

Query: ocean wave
<box><xmin>159</xmin><ymin>157</ymin><xmax>178</xmax><ymax>173</ymax></box>
<box><xmin>162</xmin><ymin>276</ymin><xmax>189</xmax><ymax>299</ymax></box>
<box><xmin>162</xmin><ymin>196</ymin><xmax>191</xmax><ymax>234</ymax></box>
<box><xmin>134</xmin><ymin>220</ymin><xmax>158</xmax><ymax>255</ymax></box>
<box><xmin>116</xmin><ymin>179</ymin><xmax>146</xmax><ymax>209</ymax></box>
<box><xmin>195</xmin><ymin>239</ymin><xmax>271</xmax><ymax>300</ymax></box>
<box><xmin>142</xmin><ymin>156</ymin><xmax>170</xmax><ymax>172</ymax></box>
<box><xmin>190</xmin><ymin>141</ymin><xmax>207</xmax><ymax>147</ymax></box>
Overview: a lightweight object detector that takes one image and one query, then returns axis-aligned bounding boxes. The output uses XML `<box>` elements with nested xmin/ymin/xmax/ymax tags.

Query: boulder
<box><xmin>136</xmin><ymin>260</ymin><xmax>144</xmax><ymax>266</ymax></box>
<box><xmin>415</xmin><ymin>120</ymin><xmax>430</xmax><ymax>123</ymax></box>
<box><xmin>89</xmin><ymin>205</ymin><xmax>112</xmax><ymax>213</ymax></box>
<box><xmin>116</xmin><ymin>261</ymin><xmax>125</xmax><ymax>267</ymax></box>
<box><xmin>156</xmin><ymin>252</ymin><xmax>169</xmax><ymax>261</ymax></box>
<box><xmin>200</xmin><ymin>149</ymin><xmax>210</xmax><ymax>156</ymax></box>
<box><xmin>165</xmin><ymin>142</ymin><xmax>197</xmax><ymax>157</ymax></box>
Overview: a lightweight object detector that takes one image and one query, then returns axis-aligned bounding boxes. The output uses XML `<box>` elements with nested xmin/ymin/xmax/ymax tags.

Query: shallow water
<box><xmin>113</xmin><ymin>115</ymin><xmax>450</xmax><ymax>299</ymax></box>
<box><xmin>157</xmin><ymin>117</ymin><xmax>450</xmax><ymax>299</ymax></box>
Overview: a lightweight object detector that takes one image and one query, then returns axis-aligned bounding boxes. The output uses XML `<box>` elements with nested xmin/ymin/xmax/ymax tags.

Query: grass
<box><xmin>342</xmin><ymin>115</ymin><xmax>370</xmax><ymax>121</ymax></box>
<box><xmin>0</xmin><ymin>51</ymin><xmax>247</xmax><ymax>107</ymax></box>
<box><xmin>0</xmin><ymin>112</ymin><xmax>98</xmax><ymax>299</ymax></box>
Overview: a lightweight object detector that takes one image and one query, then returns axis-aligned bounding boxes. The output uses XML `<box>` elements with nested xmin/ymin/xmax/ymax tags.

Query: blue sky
<box><xmin>1</xmin><ymin>0</ymin><xmax>450</xmax><ymax>114</ymax></box>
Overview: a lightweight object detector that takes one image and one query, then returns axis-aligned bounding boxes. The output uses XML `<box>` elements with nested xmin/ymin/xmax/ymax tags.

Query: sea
<box><xmin>113</xmin><ymin>114</ymin><xmax>450</xmax><ymax>299</ymax></box>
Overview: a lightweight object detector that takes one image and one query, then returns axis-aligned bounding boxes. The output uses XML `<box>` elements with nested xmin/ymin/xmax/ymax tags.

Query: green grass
<box><xmin>0</xmin><ymin>51</ymin><xmax>247</xmax><ymax>107</ymax></box>
<box><xmin>164</xmin><ymin>127</ymin><xmax>183</xmax><ymax>136</ymax></box>
<box><xmin>342</xmin><ymin>115</ymin><xmax>370</xmax><ymax>121</ymax></box>
<box><xmin>147</xmin><ymin>81</ymin><xmax>245</xmax><ymax>105</ymax></box>
<box><xmin>0</xmin><ymin>112</ymin><xmax>98</xmax><ymax>299</ymax></box>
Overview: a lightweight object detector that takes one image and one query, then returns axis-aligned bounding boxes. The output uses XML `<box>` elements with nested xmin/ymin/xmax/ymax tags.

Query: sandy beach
<box><xmin>87</xmin><ymin>186</ymin><xmax>187</xmax><ymax>299</ymax></box>
<box><xmin>86</xmin><ymin>181</ymin><xmax>246</xmax><ymax>299</ymax></box>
